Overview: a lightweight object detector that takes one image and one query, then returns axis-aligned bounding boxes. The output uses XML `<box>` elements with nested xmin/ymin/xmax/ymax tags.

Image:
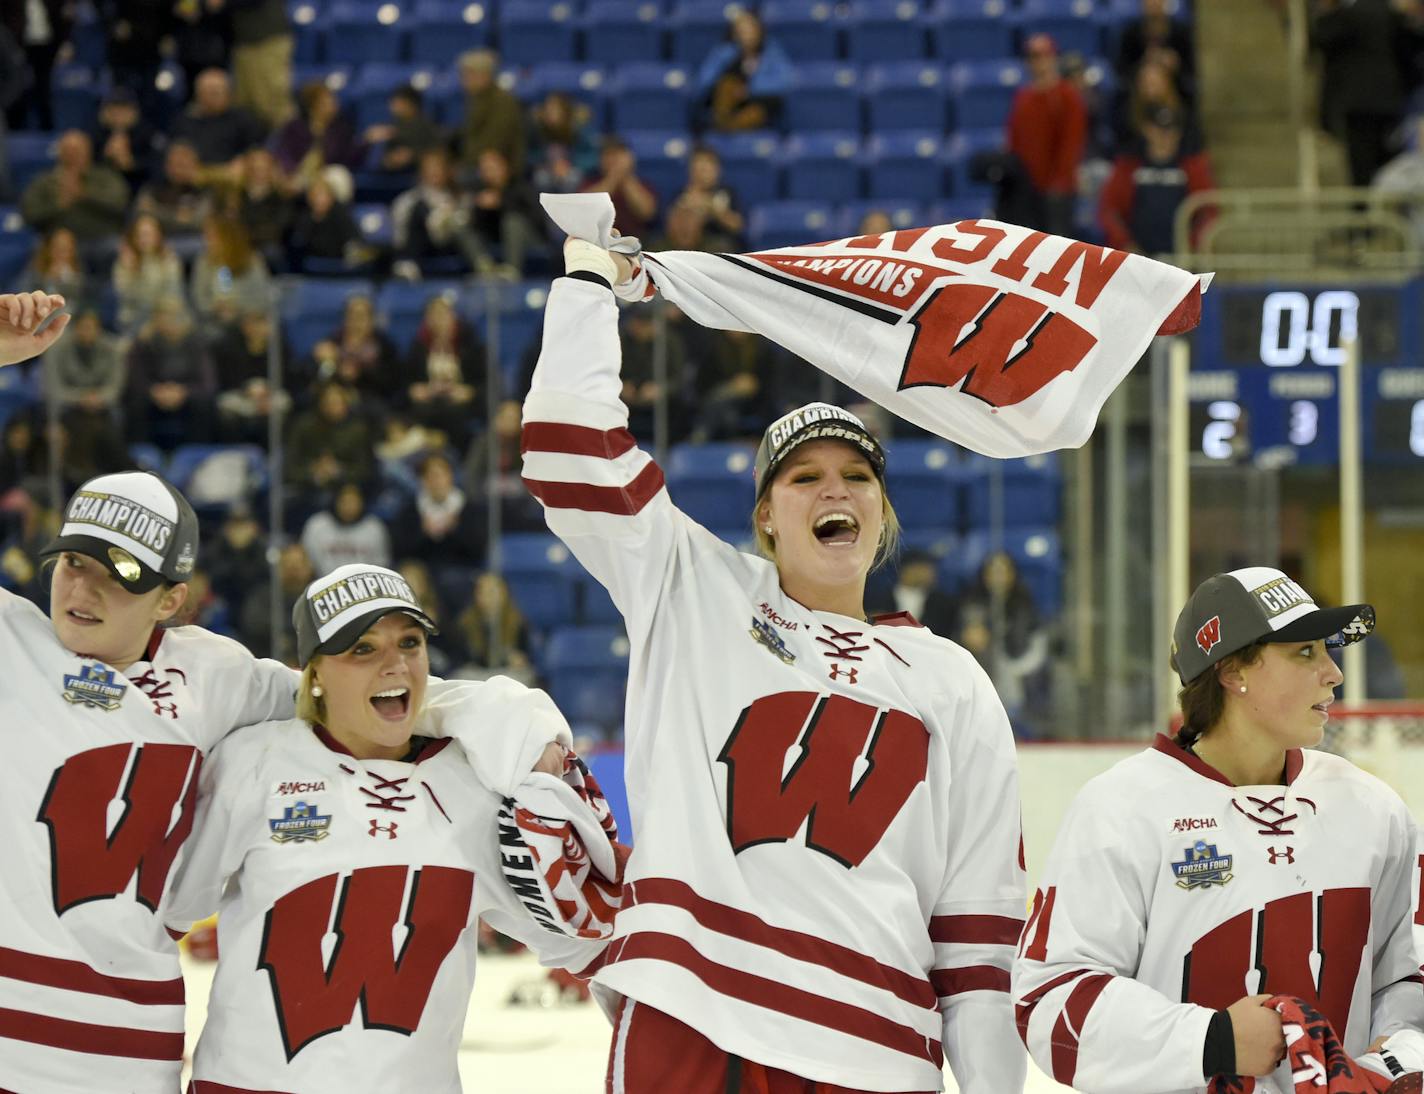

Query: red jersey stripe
<box><xmin>0</xmin><ymin>946</ymin><xmax>185</xmax><ymax>1006</ymax></box>
<box><xmin>930</xmin><ymin>965</ymin><xmax>1010</xmax><ymax>998</ymax></box>
<box><xmin>521</xmin><ymin>421</ymin><xmax>639</xmax><ymax>460</ymax></box>
<box><xmin>188</xmin><ymin>1082</ymin><xmax>292</xmax><ymax>1094</ymax></box>
<box><xmin>930</xmin><ymin>915</ymin><xmax>1024</xmax><ymax>947</ymax></box>
<box><xmin>1049</xmin><ymin>973</ymin><xmax>1112</xmax><ymax>1086</ymax></box>
<box><xmin>628</xmin><ymin>877</ymin><xmax>935</xmax><ymax>1010</ymax></box>
<box><xmin>523</xmin><ymin>461</ymin><xmax>666</xmax><ymax>516</ymax></box>
<box><xmin>1014</xmin><ymin>968</ymin><xmax>1095</xmax><ymax>1045</ymax></box>
<box><xmin>606</xmin><ymin>931</ymin><xmax>943</xmax><ymax>1069</ymax></box>
<box><xmin>0</xmin><ymin>1006</ymin><xmax>184</xmax><ymax>1061</ymax></box>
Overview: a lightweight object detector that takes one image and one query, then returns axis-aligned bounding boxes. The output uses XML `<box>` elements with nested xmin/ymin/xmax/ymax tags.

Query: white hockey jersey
<box><xmin>520</xmin><ymin>277</ymin><xmax>1027</xmax><ymax>1093</ymax></box>
<box><xmin>1012</xmin><ymin>734</ymin><xmax>1424</xmax><ymax>1094</ymax></box>
<box><xmin>167</xmin><ymin>716</ymin><xmax>605</xmax><ymax>1094</ymax></box>
<box><xmin>0</xmin><ymin>590</ymin><xmax>297</xmax><ymax>1094</ymax></box>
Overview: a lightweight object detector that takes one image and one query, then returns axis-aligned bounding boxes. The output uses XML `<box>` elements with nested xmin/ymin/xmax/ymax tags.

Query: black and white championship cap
<box><xmin>754</xmin><ymin>402</ymin><xmax>887</xmax><ymax>498</ymax></box>
<box><xmin>42</xmin><ymin>471</ymin><xmax>200</xmax><ymax>594</ymax></box>
<box><xmin>1171</xmin><ymin>566</ymin><xmax>1375</xmax><ymax>685</ymax></box>
<box><xmin>293</xmin><ymin>563</ymin><xmax>438</xmax><ymax>667</ymax></box>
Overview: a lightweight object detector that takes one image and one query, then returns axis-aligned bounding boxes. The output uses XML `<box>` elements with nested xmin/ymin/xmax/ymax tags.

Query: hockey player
<box><xmin>1013</xmin><ymin>567</ymin><xmax>1424</xmax><ymax>1093</ymax></box>
<box><xmin>520</xmin><ymin>241</ymin><xmax>1027</xmax><ymax>1092</ymax></box>
<box><xmin>167</xmin><ymin>564</ymin><xmax>602</xmax><ymax>1093</ymax></box>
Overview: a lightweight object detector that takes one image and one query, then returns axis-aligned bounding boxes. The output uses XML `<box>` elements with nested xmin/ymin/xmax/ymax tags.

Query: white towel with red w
<box><xmin>542</xmin><ymin>192</ymin><xmax>1211</xmax><ymax>458</ymax></box>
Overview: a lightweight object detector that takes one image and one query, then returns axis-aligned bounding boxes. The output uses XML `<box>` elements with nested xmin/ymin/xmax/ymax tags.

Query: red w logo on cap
<box><xmin>1196</xmin><ymin>616</ymin><xmax>1221</xmax><ymax>655</ymax></box>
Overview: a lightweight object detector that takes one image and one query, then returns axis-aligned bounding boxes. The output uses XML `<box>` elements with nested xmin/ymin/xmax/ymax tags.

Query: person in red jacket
<box><xmin>1006</xmin><ymin>33</ymin><xmax>1087</xmax><ymax>237</ymax></box>
<box><xmin>1098</xmin><ymin>105</ymin><xmax>1216</xmax><ymax>257</ymax></box>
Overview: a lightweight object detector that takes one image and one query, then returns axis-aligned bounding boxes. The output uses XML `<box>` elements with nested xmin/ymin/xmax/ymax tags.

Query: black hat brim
<box><xmin>1271</xmin><ymin>603</ymin><xmax>1375</xmax><ymax>646</ymax></box>
<box><xmin>40</xmin><ymin>534</ymin><xmax>169</xmax><ymax>594</ymax></box>
<box><xmin>303</xmin><ymin>606</ymin><xmax>440</xmax><ymax>666</ymax></box>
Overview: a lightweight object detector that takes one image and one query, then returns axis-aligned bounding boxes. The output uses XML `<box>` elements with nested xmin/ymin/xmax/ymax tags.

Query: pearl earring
<box><xmin>1239</xmin><ymin>685</ymin><xmax>1247</xmax><ymax>693</ymax></box>
<box><xmin>763</xmin><ymin>526</ymin><xmax>773</xmax><ymax>535</ymax></box>
<box><xmin>311</xmin><ymin>683</ymin><xmax>324</xmax><ymax>698</ymax></box>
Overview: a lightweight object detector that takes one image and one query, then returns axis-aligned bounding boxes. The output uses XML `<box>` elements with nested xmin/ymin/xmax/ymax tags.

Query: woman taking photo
<box><xmin>1013</xmin><ymin>567</ymin><xmax>1423</xmax><ymax>1093</ymax></box>
<box><xmin>520</xmin><ymin>244</ymin><xmax>1027</xmax><ymax>1091</ymax></box>
<box><xmin>169</xmin><ymin>563</ymin><xmax>601</xmax><ymax>1092</ymax></box>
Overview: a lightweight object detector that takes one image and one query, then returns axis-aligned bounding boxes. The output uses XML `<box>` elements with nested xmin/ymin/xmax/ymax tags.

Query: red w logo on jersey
<box><xmin>1183</xmin><ymin>887</ymin><xmax>1370</xmax><ymax>1038</ymax></box>
<box><xmin>258</xmin><ymin>865</ymin><xmax>475</xmax><ymax>1059</ymax></box>
<box><xmin>37</xmin><ymin>743</ymin><xmax>202</xmax><ymax>914</ymax></box>
<box><xmin>1196</xmin><ymin>616</ymin><xmax>1222</xmax><ymax>655</ymax></box>
<box><xmin>718</xmin><ymin>692</ymin><xmax>929</xmax><ymax>868</ymax></box>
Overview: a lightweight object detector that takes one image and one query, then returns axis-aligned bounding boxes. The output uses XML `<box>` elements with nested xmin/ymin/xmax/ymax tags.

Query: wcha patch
<box><xmin>62</xmin><ymin>663</ymin><xmax>128</xmax><ymax>711</ymax></box>
<box><xmin>750</xmin><ymin>615</ymin><xmax>796</xmax><ymax>664</ymax></box>
<box><xmin>269</xmin><ymin>801</ymin><xmax>333</xmax><ymax>844</ymax></box>
<box><xmin>1172</xmin><ymin>840</ymin><xmax>1234</xmax><ymax>890</ymax></box>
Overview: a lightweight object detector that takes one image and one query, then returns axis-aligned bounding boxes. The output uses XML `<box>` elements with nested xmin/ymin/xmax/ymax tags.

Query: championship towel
<box><xmin>542</xmin><ymin>191</ymin><xmax>1212</xmax><ymax>458</ymax></box>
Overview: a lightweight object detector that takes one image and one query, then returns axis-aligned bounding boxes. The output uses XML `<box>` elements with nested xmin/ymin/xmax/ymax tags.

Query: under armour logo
<box><xmin>829</xmin><ymin>665</ymin><xmax>858</xmax><ymax>684</ymax></box>
<box><xmin>1267</xmin><ymin>846</ymin><xmax>1294</xmax><ymax>865</ymax></box>
<box><xmin>368</xmin><ymin>820</ymin><xmax>398</xmax><ymax>839</ymax></box>
<box><xmin>150</xmin><ymin>701</ymin><xmax>178</xmax><ymax>719</ymax></box>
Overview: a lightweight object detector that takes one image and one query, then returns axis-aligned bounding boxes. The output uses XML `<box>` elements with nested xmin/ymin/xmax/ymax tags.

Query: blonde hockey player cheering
<box><xmin>1013</xmin><ymin>568</ymin><xmax>1424</xmax><ymax>1094</ymax></box>
<box><xmin>520</xmin><ymin>242</ymin><xmax>1027</xmax><ymax>1092</ymax></box>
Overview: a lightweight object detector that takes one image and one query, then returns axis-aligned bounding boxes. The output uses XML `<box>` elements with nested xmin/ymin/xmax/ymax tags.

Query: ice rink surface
<box><xmin>181</xmin><ymin>951</ymin><xmax>1076</xmax><ymax>1093</ymax></box>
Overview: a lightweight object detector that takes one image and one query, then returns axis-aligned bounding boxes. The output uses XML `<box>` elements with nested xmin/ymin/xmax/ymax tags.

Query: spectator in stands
<box><xmin>271</xmin><ymin>80</ymin><xmax>365</xmax><ymax>192</ymax></box>
<box><xmin>580</xmin><ymin>136</ymin><xmax>657</xmax><ymax>241</ymax></box>
<box><xmin>307</xmin><ymin>294</ymin><xmax>400</xmax><ymax>406</ymax></box>
<box><xmin>461</xmin><ymin>147</ymin><xmax>542</xmax><ymax>278</ymax></box>
<box><xmin>113</xmin><ymin>212</ymin><xmax>185</xmax><ymax>333</ymax></box>
<box><xmin>101</xmin><ymin>0</ymin><xmax>167</xmax><ymax>119</ymax></box>
<box><xmin>364</xmin><ymin>84</ymin><xmax>444</xmax><ymax>173</ymax></box>
<box><xmin>20</xmin><ymin>131</ymin><xmax>130</xmax><ymax>250</ymax></box>
<box><xmin>403</xmin><ymin>294</ymin><xmax>481</xmax><ymax>447</ymax></box>
<box><xmin>869</xmin><ymin>550</ymin><xmax>957</xmax><ymax>636</ymax></box>
<box><xmin>0</xmin><ymin>491</ymin><xmax>59</xmax><ymax>605</ymax></box>
<box><xmin>42</xmin><ymin>309</ymin><xmax>125</xmax><ymax>421</ymax></box>
<box><xmin>191</xmin><ymin>213</ymin><xmax>272</xmax><ymax>324</ymax></box>
<box><xmin>229</xmin><ymin>146</ymin><xmax>293</xmax><ymax>265</ymax></box>
<box><xmin>24</xmin><ymin>228</ymin><xmax>93</xmax><ymax>314</ymax></box>
<box><xmin>1313</xmin><ymin>0</ymin><xmax>1415</xmax><ymax>187</ymax></box>
<box><xmin>696</xmin><ymin>8</ymin><xmax>792</xmax><ymax>133</ymax></box>
<box><xmin>687</xmin><ymin>326</ymin><xmax>778</xmax><ymax>442</ymax></box>
<box><xmin>393</xmin><ymin>450</ymin><xmax>485</xmax><ymax>572</ymax></box>
<box><xmin>650</xmin><ymin>197</ymin><xmax>715</xmax><ymax>254</ymax></box>
<box><xmin>456</xmin><ymin>48</ymin><xmax>525</xmax><ymax>176</ymax></box>
<box><xmin>213</xmin><ymin>305</ymin><xmax>292</xmax><ymax>444</ymax></box>
<box><xmin>206</xmin><ymin>502</ymin><xmax>267</xmax><ymax>616</ymax></box>
<box><xmin>229</xmin><ymin>0</ymin><xmax>293</xmax><ymax>130</ymax></box>
<box><xmin>92</xmin><ymin>85</ymin><xmax>160</xmax><ymax>193</ymax></box>
<box><xmin>1006</xmin><ymin>33</ymin><xmax>1086</xmax><ymax>238</ymax></box>
<box><xmin>528</xmin><ymin>91</ymin><xmax>598</xmax><ymax>193</ymax></box>
<box><xmin>239</xmin><ymin>540</ymin><xmax>312</xmax><ymax>662</ymax></box>
<box><xmin>0</xmin><ymin>25</ymin><xmax>25</xmax><ymax>201</ymax></box>
<box><xmin>394</xmin><ymin>558</ymin><xmax>459</xmax><ymax>675</ymax></box>
<box><xmin>284</xmin><ymin>171</ymin><xmax>364</xmax><ymax>272</ymax></box>
<box><xmin>953</xmin><ymin>551</ymin><xmax>1049</xmax><ymax>728</ymax></box>
<box><xmin>0</xmin><ymin>413</ymin><xmax>48</xmax><ymax>499</ymax></box>
<box><xmin>301</xmin><ymin>480</ymin><xmax>391</xmax><ymax>575</ymax></box>
<box><xmin>173</xmin><ymin>68</ymin><xmax>266</xmax><ymax>170</ymax></box>
<box><xmin>286</xmin><ymin>380</ymin><xmax>375</xmax><ymax>491</ymax></box>
<box><xmin>455</xmin><ymin>570</ymin><xmax>533</xmax><ymax>679</ymax></box>
<box><xmin>390</xmin><ymin>147</ymin><xmax>467</xmax><ymax>277</ymax></box>
<box><xmin>1372</xmin><ymin>117</ymin><xmax>1424</xmax><ymax>244</ymax></box>
<box><xmin>171</xmin><ymin>0</ymin><xmax>231</xmax><ymax>96</ymax></box>
<box><xmin>134</xmin><ymin>140</ymin><xmax>213</xmax><ymax>248</ymax></box>
<box><xmin>124</xmin><ymin>294</ymin><xmax>217</xmax><ymax>450</ymax></box>
<box><xmin>1099</xmin><ymin>106</ymin><xmax>1215</xmax><ymax>256</ymax></box>
<box><xmin>620</xmin><ymin>309</ymin><xmax>689</xmax><ymax>442</ymax></box>
<box><xmin>464</xmin><ymin>399</ymin><xmax>544</xmax><ymax>532</ymax></box>
<box><xmin>5</xmin><ymin>0</ymin><xmax>71</xmax><ymax>131</ymax></box>
<box><xmin>674</xmin><ymin>146</ymin><xmax>745</xmax><ymax>249</ymax></box>
<box><xmin>1113</xmin><ymin>0</ymin><xmax>1195</xmax><ymax>102</ymax></box>
<box><xmin>1118</xmin><ymin>58</ymin><xmax>1194</xmax><ymax>155</ymax></box>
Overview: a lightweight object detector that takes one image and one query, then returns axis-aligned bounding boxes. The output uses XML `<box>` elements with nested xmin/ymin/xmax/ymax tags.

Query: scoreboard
<box><xmin>1188</xmin><ymin>283</ymin><xmax>1424</xmax><ymax>464</ymax></box>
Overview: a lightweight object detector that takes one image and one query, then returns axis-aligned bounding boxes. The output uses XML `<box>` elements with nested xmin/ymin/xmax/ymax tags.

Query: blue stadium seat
<box><xmin>291</xmin><ymin>1</ymin><xmax>325</xmax><ymax>63</ymax></box>
<box><xmin>426</xmin><ymin>70</ymin><xmax>467</xmax><ymax>126</ymax></box>
<box><xmin>761</xmin><ymin>0</ymin><xmax>843</xmax><ymax>61</ymax></box>
<box><xmin>780</xmin><ymin>132</ymin><xmax>861</xmax><ymax>203</ymax></box>
<box><xmin>863</xmin><ymin>132</ymin><xmax>946</xmax><ymax>202</ymax></box>
<box><xmin>608</xmin><ymin>64</ymin><xmax>694</xmax><ymax>133</ymax></box>
<box><xmin>948</xmin><ymin>59</ymin><xmax>1026</xmax><ymax>131</ymax></box>
<box><xmin>520</xmin><ymin>63</ymin><xmax>609</xmax><ymax>127</ymax></box>
<box><xmin>844</xmin><ymin>0</ymin><xmax>929</xmax><ymax>62</ymax></box>
<box><xmin>1017</xmin><ymin>0</ymin><xmax>1105</xmax><ymax>58</ymax></box>
<box><xmin>280</xmin><ymin>277</ymin><xmax>374</xmax><ymax>357</ymax></box>
<box><xmin>943</xmin><ymin>127</ymin><xmax>1006</xmax><ymax>199</ymax></box>
<box><xmin>0</xmin><ymin>208</ymin><xmax>37</xmax><ymax>285</ymax></box>
<box><xmin>865</xmin><ymin>63</ymin><xmax>949</xmax><ymax>133</ymax></box>
<box><xmin>624</xmin><ymin>131</ymin><xmax>691</xmax><ymax>206</ymax></box>
<box><xmin>69</xmin><ymin>7</ymin><xmax>107</xmax><ymax>69</ymax></box>
<box><xmin>542</xmin><ymin>625</ymin><xmax>630</xmax><ymax>728</ymax></box>
<box><xmin>929</xmin><ymin>0</ymin><xmax>1017</xmax><ymax>62</ymax></box>
<box><xmin>0</xmin><ymin>389</ymin><xmax>38</xmax><ymax>432</ymax></box>
<box><xmin>882</xmin><ymin>438</ymin><xmax>960</xmax><ymax>530</ymax></box>
<box><xmin>51</xmin><ymin>65</ymin><xmax>99</xmax><ymax>133</ymax></box>
<box><xmin>928</xmin><ymin>196</ymin><xmax>996</xmax><ymax>223</ymax></box>
<box><xmin>746</xmin><ymin>201</ymin><xmax>836</xmax><ymax>251</ymax></box>
<box><xmin>583</xmin><ymin>1</ymin><xmax>665</xmax><ymax>64</ymax></box>
<box><xmin>463</xmin><ymin>280</ymin><xmax>549</xmax><ymax>387</ymax></box>
<box><xmin>960</xmin><ymin>452</ymin><xmax>1062</xmax><ymax>528</ymax></box>
<box><xmin>498</xmin><ymin>2</ymin><xmax>579</xmax><ymax>66</ymax></box>
<box><xmin>667</xmin><ymin>1</ymin><xmax>734</xmax><ymax>65</ymax></box>
<box><xmin>701</xmin><ymin>130</ymin><xmax>782</xmax><ymax>207</ymax></box>
<box><xmin>127</xmin><ymin>443</ymin><xmax>165</xmax><ymax>474</ymax></box>
<box><xmin>497</xmin><ymin>532</ymin><xmax>580</xmax><ymax>629</ymax></box>
<box><xmin>957</xmin><ymin>526</ymin><xmax>1062</xmax><ymax>615</ymax></box>
<box><xmin>664</xmin><ymin>441</ymin><xmax>756</xmax><ymax>528</ymax></box>
<box><xmin>348</xmin><ymin>63</ymin><xmax>439</xmax><ymax>130</ymax></box>
<box><xmin>578</xmin><ymin>577</ymin><xmax>624</xmax><ymax>625</ymax></box>
<box><xmin>783</xmin><ymin>63</ymin><xmax>862</xmax><ymax>133</ymax></box>
<box><xmin>291</xmin><ymin>64</ymin><xmax>354</xmax><ymax>97</ymax></box>
<box><xmin>9</xmin><ymin>133</ymin><xmax>56</xmax><ymax>194</ymax></box>
<box><xmin>326</xmin><ymin>1</ymin><xmax>412</xmax><ymax>64</ymax></box>
<box><xmin>377</xmin><ymin>279</ymin><xmax>463</xmax><ymax>347</ymax></box>
<box><xmin>834</xmin><ymin>199</ymin><xmax>925</xmax><ymax>237</ymax></box>
<box><xmin>166</xmin><ymin>444</ymin><xmax>267</xmax><ymax>514</ymax></box>
<box><xmin>409</xmin><ymin>0</ymin><xmax>494</xmax><ymax>65</ymax></box>
<box><xmin>353</xmin><ymin>203</ymin><xmax>394</xmax><ymax>247</ymax></box>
